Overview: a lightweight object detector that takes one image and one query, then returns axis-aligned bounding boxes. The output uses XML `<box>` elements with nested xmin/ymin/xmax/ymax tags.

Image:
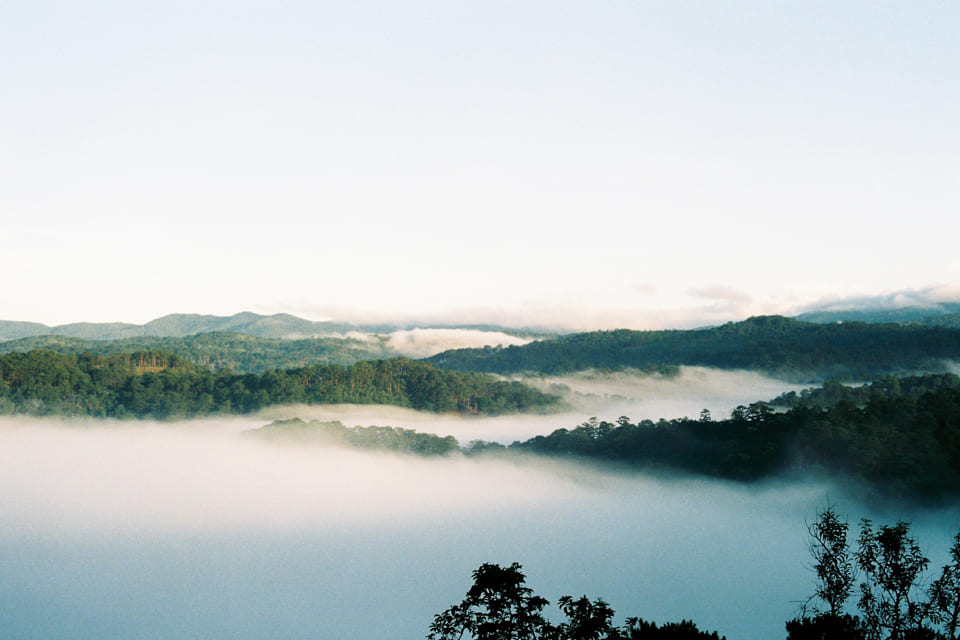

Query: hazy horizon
<box><xmin>3</xmin><ymin>281</ymin><xmax>960</xmax><ymax>335</ymax></box>
<box><xmin>3</xmin><ymin>3</ymin><xmax>958</xmax><ymax>329</ymax></box>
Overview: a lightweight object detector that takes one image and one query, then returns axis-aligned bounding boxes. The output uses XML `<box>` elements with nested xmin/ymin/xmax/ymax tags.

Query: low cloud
<box><xmin>386</xmin><ymin>328</ymin><xmax>532</xmax><ymax>358</ymax></box>
<box><xmin>688</xmin><ymin>285</ymin><xmax>752</xmax><ymax>303</ymax></box>
<box><xmin>794</xmin><ymin>281</ymin><xmax>960</xmax><ymax>315</ymax></box>
<box><xmin>631</xmin><ymin>282</ymin><xmax>658</xmax><ymax>295</ymax></box>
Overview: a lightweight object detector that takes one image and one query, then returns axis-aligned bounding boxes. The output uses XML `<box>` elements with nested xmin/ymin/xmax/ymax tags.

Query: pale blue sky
<box><xmin>2</xmin><ymin>2</ymin><xmax>957</xmax><ymax>328</ymax></box>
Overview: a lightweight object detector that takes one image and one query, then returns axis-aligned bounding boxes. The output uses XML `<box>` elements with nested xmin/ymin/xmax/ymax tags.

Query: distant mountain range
<box><xmin>0</xmin><ymin>312</ymin><xmax>549</xmax><ymax>342</ymax></box>
<box><xmin>6</xmin><ymin>300</ymin><xmax>960</xmax><ymax>344</ymax></box>
<box><xmin>5</xmin><ymin>307</ymin><xmax>960</xmax><ymax>379</ymax></box>
<box><xmin>796</xmin><ymin>302</ymin><xmax>960</xmax><ymax>327</ymax></box>
<box><xmin>0</xmin><ymin>313</ymin><xmax>553</xmax><ymax>373</ymax></box>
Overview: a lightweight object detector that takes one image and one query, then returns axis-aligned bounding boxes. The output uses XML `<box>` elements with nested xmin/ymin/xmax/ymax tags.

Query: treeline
<box><xmin>0</xmin><ymin>350</ymin><xmax>557</xmax><ymax>419</ymax></box>
<box><xmin>493</xmin><ymin>376</ymin><xmax>960</xmax><ymax>500</ymax></box>
<box><xmin>433</xmin><ymin>509</ymin><xmax>960</xmax><ymax>640</ymax></box>
<box><xmin>228</xmin><ymin>373</ymin><xmax>960</xmax><ymax>500</ymax></box>
<box><xmin>245</xmin><ymin>418</ymin><xmax>461</xmax><ymax>456</ymax></box>
<box><xmin>426</xmin><ymin>316</ymin><xmax>960</xmax><ymax>378</ymax></box>
<box><xmin>770</xmin><ymin>374</ymin><xmax>960</xmax><ymax>410</ymax></box>
<box><xmin>0</xmin><ymin>331</ymin><xmax>395</xmax><ymax>373</ymax></box>
<box><xmin>428</xmin><ymin>562</ymin><xmax>724</xmax><ymax>640</ymax></box>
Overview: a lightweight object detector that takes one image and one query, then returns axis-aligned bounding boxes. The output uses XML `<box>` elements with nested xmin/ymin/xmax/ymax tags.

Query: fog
<box><xmin>2</xmin><ymin>370</ymin><xmax>958</xmax><ymax>640</ymax></box>
<box><xmin>385</xmin><ymin>328</ymin><xmax>533</xmax><ymax>358</ymax></box>
<box><xmin>254</xmin><ymin>367</ymin><xmax>809</xmax><ymax>445</ymax></box>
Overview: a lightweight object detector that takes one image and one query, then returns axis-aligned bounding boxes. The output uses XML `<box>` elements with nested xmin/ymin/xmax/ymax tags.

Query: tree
<box><xmin>427</xmin><ymin>562</ymin><xmax>552</xmax><ymax>640</ymax></box>
<box><xmin>552</xmin><ymin>595</ymin><xmax>617</xmax><ymax>640</ymax></box>
<box><xmin>856</xmin><ymin>520</ymin><xmax>931</xmax><ymax>640</ymax></box>
<box><xmin>620</xmin><ymin>618</ymin><xmax>725</xmax><ymax>640</ymax></box>
<box><xmin>807</xmin><ymin>507</ymin><xmax>856</xmax><ymax>616</ymax></box>
<box><xmin>785</xmin><ymin>613</ymin><xmax>865</xmax><ymax>640</ymax></box>
<box><xmin>428</xmin><ymin>563</ymin><xmax>729</xmax><ymax>640</ymax></box>
<box><xmin>928</xmin><ymin>533</ymin><xmax>960</xmax><ymax>640</ymax></box>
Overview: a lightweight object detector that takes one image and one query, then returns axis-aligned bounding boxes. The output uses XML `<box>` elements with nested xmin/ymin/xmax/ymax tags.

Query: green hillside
<box><xmin>0</xmin><ymin>351</ymin><xmax>558</xmax><ymax>419</ymax></box>
<box><xmin>427</xmin><ymin>315</ymin><xmax>960</xmax><ymax>379</ymax></box>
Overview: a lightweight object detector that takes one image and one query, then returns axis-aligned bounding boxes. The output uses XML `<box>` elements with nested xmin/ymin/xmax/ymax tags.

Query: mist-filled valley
<box><xmin>248</xmin><ymin>366</ymin><xmax>807</xmax><ymax>445</ymax></box>
<box><xmin>3</xmin><ymin>369</ymin><xmax>959</xmax><ymax>640</ymax></box>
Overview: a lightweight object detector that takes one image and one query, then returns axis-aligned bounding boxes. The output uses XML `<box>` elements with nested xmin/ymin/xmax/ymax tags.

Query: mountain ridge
<box><xmin>0</xmin><ymin>312</ymin><xmax>549</xmax><ymax>342</ymax></box>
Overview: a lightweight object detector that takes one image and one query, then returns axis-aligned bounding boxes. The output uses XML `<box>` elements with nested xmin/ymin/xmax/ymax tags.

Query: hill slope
<box><xmin>426</xmin><ymin>315</ymin><xmax>960</xmax><ymax>379</ymax></box>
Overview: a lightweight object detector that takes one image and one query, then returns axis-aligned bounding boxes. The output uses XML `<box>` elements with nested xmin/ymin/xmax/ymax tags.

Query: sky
<box><xmin>2</xmin><ymin>1</ymin><xmax>958</xmax><ymax>329</ymax></box>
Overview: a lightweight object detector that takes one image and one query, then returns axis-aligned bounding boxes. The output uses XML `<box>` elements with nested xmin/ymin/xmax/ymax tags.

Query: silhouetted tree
<box><xmin>856</xmin><ymin>520</ymin><xmax>931</xmax><ymax>640</ymax></box>
<box><xmin>785</xmin><ymin>613</ymin><xmax>865</xmax><ymax>640</ymax></box>
<box><xmin>428</xmin><ymin>563</ymin><xmax>729</xmax><ymax>640</ymax></box>
<box><xmin>427</xmin><ymin>562</ymin><xmax>552</xmax><ymax>640</ymax></box>
<box><xmin>620</xmin><ymin>618</ymin><xmax>725</xmax><ymax>640</ymax></box>
<box><xmin>809</xmin><ymin>507</ymin><xmax>856</xmax><ymax>616</ymax></box>
<box><xmin>927</xmin><ymin>533</ymin><xmax>960</xmax><ymax>640</ymax></box>
<box><xmin>789</xmin><ymin>508</ymin><xmax>960</xmax><ymax>640</ymax></box>
<box><xmin>551</xmin><ymin>595</ymin><xmax>617</xmax><ymax>640</ymax></box>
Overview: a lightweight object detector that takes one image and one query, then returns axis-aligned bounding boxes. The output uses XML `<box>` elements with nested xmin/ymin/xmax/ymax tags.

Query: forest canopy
<box><xmin>0</xmin><ymin>350</ymin><xmax>557</xmax><ymax>419</ymax></box>
<box><xmin>426</xmin><ymin>316</ymin><xmax>960</xmax><ymax>379</ymax></box>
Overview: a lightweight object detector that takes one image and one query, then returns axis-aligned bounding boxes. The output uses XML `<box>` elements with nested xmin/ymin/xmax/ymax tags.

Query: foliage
<box><xmin>807</xmin><ymin>507</ymin><xmax>856</xmax><ymax>616</ymax></box>
<box><xmin>856</xmin><ymin>521</ymin><xmax>931</xmax><ymax>640</ymax></box>
<box><xmin>0</xmin><ymin>331</ymin><xmax>396</xmax><ymax>373</ymax></box>
<box><xmin>928</xmin><ymin>533</ymin><xmax>960</xmax><ymax>640</ymax></box>
<box><xmin>771</xmin><ymin>375</ymin><xmax>960</xmax><ymax>411</ymax></box>
<box><xmin>618</xmin><ymin>619</ymin><xmax>725</xmax><ymax>640</ymax></box>
<box><xmin>245</xmin><ymin>418</ymin><xmax>460</xmax><ymax>456</ymax></box>
<box><xmin>0</xmin><ymin>350</ymin><xmax>557</xmax><ymax>419</ymax></box>
<box><xmin>426</xmin><ymin>316</ymin><xmax>960</xmax><ymax>378</ymax></box>
<box><xmin>551</xmin><ymin>596</ymin><xmax>618</xmax><ymax>640</ymax></box>
<box><xmin>790</xmin><ymin>509</ymin><xmax>960</xmax><ymax>640</ymax></box>
<box><xmin>428</xmin><ymin>563</ymin><xmax>725</xmax><ymax>640</ymax></box>
<box><xmin>786</xmin><ymin>613</ymin><xmax>866</xmax><ymax>640</ymax></box>
<box><xmin>477</xmin><ymin>375</ymin><xmax>960</xmax><ymax>500</ymax></box>
<box><xmin>428</xmin><ymin>563</ymin><xmax>552</xmax><ymax>640</ymax></box>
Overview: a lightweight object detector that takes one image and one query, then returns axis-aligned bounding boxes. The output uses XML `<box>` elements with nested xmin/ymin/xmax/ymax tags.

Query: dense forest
<box><xmin>246</xmin><ymin>418</ymin><xmax>462</xmax><ymax>455</ymax></box>
<box><xmin>501</xmin><ymin>377</ymin><xmax>960</xmax><ymax>500</ymax></box>
<box><xmin>8</xmin><ymin>314</ymin><xmax>960</xmax><ymax>380</ymax></box>
<box><xmin>426</xmin><ymin>316</ymin><xmax>960</xmax><ymax>379</ymax></box>
<box><xmin>0</xmin><ymin>331</ymin><xmax>396</xmax><ymax>373</ymax></box>
<box><xmin>0</xmin><ymin>350</ymin><xmax>557</xmax><ymax>419</ymax></box>
<box><xmin>252</xmin><ymin>373</ymin><xmax>960</xmax><ymax>501</ymax></box>
<box><xmin>770</xmin><ymin>374</ymin><xmax>960</xmax><ymax>410</ymax></box>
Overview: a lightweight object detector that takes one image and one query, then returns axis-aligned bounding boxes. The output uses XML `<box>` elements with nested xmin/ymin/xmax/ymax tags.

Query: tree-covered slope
<box><xmin>0</xmin><ymin>331</ymin><xmax>396</xmax><ymax>372</ymax></box>
<box><xmin>796</xmin><ymin>301</ymin><xmax>960</xmax><ymax>326</ymax></box>
<box><xmin>0</xmin><ymin>351</ymin><xmax>557</xmax><ymax>419</ymax></box>
<box><xmin>427</xmin><ymin>316</ymin><xmax>960</xmax><ymax>378</ymax></box>
<box><xmin>496</xmin><ymin>375</ymin><xmax>960</xmax><ymax>500</ymax></box>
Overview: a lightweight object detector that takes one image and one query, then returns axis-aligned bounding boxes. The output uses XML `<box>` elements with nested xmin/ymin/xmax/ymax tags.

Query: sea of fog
<box><xmin>2</xmin><ymin>369</ymin><xmax>959</xmax><ymax>640</ymax></box>
<box><xmin>256</xmin><ymin>366</ymin><xmax>813</xmax><ymax>445</ymax></box>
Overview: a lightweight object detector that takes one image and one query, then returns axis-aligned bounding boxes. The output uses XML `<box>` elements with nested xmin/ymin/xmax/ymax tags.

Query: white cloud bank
<box><xmin>385</xmin><ymin>328</ymin><xmax>533</xmax><ymax>358</ymax></box>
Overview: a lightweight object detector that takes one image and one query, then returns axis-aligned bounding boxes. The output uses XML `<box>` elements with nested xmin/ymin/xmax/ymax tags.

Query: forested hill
<box><xmin>0</xmin><ymin>351</ymin><xmax>557</xmax><ymax>419</ymax></box>
<box><xmin>0</xmin><ymin>332</ymin><xmax>396</xmax><ymax>373</ymax></box>
<box><xmin>493</xmin><ymin>374</ymin><xmax>960</xmax><ymax>501</ymax></box>
<box><xmin>426</xmin><ymin>315</ymin><xmax>960</xmax><ymax>378</ymax></box>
